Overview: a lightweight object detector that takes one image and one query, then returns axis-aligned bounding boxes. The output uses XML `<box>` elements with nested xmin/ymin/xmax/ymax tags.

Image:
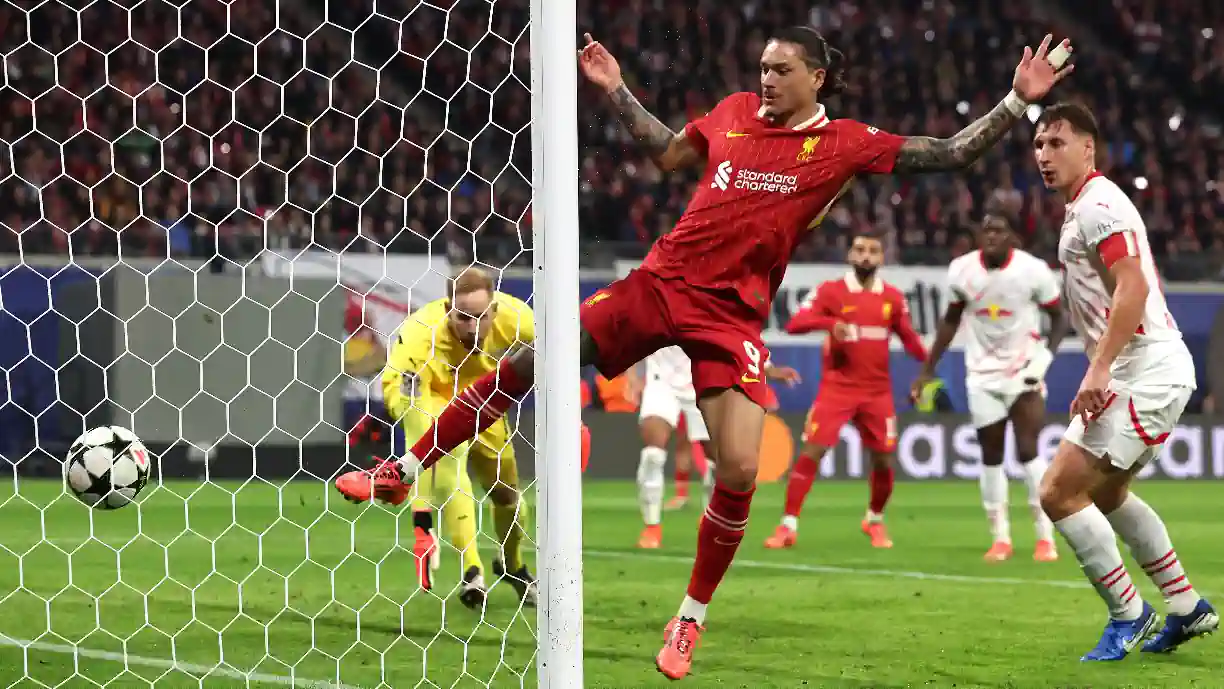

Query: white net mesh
<box><xmin>0</xmin><ymin>0</ymin><xmax>541</xmax><ymax>686</ymax></box>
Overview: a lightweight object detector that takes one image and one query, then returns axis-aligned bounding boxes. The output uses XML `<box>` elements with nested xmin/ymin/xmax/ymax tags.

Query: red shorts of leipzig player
<box><xmin>581</xmin><ymin>269</ymin><xmax>772</xmax><ymax>408</ymax></box>
<box><xmin>802</xmin><ymin>388</ymin><xmax>897</xmax><ymax>453</ymax></box>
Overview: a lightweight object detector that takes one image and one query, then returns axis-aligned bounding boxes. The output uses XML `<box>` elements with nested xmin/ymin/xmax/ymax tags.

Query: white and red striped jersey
<box><xmin>1056</xmin><ymin>173</ymin><xmax>1194</xmax><ymax>385</ymax></box>
<box><xmin>643</xmin><ymin>346</ymin><xmax>696</xmax><ymax>400</ymax></box>
<box><xmin>947</xmin><ymin>248</ymin><xmax>1059</xmax><ymax>386</ymax></box>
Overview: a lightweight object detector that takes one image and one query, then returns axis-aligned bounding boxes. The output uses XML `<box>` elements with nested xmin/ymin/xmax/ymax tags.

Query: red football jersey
<box><xmin>640</xmin><ymin>92</ymin><xmax>906</xmax><ymax>321</ymax></box>
<box><xmin>787</xmin><ymin>274</ymin><xmax>927</xmax><ymax>392</ymax></box>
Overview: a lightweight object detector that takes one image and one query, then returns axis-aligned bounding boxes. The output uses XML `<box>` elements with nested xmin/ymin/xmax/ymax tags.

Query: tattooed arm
<box><xmin>605</xmin><ymin>84</ymin><xmax>704</xmax><ymax>173</ymax></box>
<box><xmin>893</xmin><ymin>99</ymin><xmax>1024</xmax><ymax>173</ymax></box>
<box><xmin>893</xmin><ymin>35</ymin><xmax>1074</xmax><ymax>173</ymax></box>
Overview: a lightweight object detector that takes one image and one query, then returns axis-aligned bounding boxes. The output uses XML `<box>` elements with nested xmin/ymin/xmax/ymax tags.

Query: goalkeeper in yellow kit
<box><xmin>338</xmin><ymin>268</ymin><xmax>536</xmax><ymax>610</ymax></box>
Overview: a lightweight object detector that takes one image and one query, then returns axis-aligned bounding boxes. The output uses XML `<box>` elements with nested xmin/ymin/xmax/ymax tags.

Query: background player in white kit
<box><xmin>1032</xmin><ymin>103</ymin><xmax>1217</xmax><ymax>661</ymax></box>
<box><xmin>914</xmin><ymin>213</ymin><xmax>1068</xmax><ymax>563</ymax></box>
<box><xmin>626</xmin><ymin>346</ymin><xmax>713</xmax><ymax>549</ymax></box>
<box><xmin>626</xmin><ymin>347</ymin><xmax>800</xmax><ymax>549</ymax></box>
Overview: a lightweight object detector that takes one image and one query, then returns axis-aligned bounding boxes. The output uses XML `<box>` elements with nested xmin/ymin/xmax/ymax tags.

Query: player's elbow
<box><xmin>655</xmin><ymin>136</ymin><xmax>701</xmax><ymax>173</ymax></box>
<box><xmin>1110</xmin><ymin>259</ymin><xmax>1149</xmax><ymax>305</ymax></box>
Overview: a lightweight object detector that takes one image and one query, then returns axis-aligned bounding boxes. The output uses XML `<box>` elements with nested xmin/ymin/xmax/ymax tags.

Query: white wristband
<box><xmin>1002</xmin><ymin>90</ymin><xmax>1028</xmax><ymax>117</ymax></box>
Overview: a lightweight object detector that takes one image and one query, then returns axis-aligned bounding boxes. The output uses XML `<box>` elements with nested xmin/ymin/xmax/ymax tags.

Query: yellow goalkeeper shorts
<box><xmin>400</xmin><ymin>395</ymin><xmax>520</xmax><ymax>507</ymax></box>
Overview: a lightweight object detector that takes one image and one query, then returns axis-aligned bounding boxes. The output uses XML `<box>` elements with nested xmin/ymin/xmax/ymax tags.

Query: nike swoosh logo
<box><xmin>741</xmin><ymin>375</ymin><xmax>760</xmax><ymax>384</ymax></box>
<box><xmin>725</xmin><ymin>131</ymin><xmax>748</xmax><ymax>138</ymax></box>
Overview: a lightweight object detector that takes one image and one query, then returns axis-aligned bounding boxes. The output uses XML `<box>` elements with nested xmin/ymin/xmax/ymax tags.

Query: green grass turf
<box><xmin>0</xmin><ymin>479</ymin><xmax>1221</xmax><ymax>688</ymax></box>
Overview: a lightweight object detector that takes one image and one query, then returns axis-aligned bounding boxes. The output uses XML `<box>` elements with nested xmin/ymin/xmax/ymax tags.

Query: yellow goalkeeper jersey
<box><xmin>382</xmin><ymin>293</ymin><xmax>534</xmax><ymax>421</ymax></box>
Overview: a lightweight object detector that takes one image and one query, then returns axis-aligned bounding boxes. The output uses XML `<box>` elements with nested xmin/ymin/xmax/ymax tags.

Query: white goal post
<box><xmin>528</xmin><ymin>0</ymin><xmax>586</xmax><ymax>685</ymax></box>
<box><xmin>0</xmin><ymin>0</ymin><xmax>584</xmax><ymax>685</ymax></box>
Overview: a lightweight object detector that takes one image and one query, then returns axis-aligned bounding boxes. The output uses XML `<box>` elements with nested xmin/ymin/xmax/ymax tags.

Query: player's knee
<box><xmin>1038</xmin><ymin>469</ymin><xmax>1083</xmax><ymax>520</ymax></box>
<box><xmin>869</xmin><ymin>451</ymin><xmax>893</xmax><ymax>471</ymax></box>
<box><xmin>1090</xmin><ymin>477</ymin><xmax>1130</xmax><ymax>514</ymax></box>
<box><xmin>711</xmin><ymin>449</ymin><xmax>757</xmax><ymax>491</ymax></box>
<box><xmin>799</xmin><ymin>443</ymin><xmax>825</xmax><ymax>460</ymax></box>
<box><xmin>489</xmin><ymin>483</ymin><xmax>519</xmax><ymax>507</ymax></box>
<box><xmin>1015</xmin><ymin>444</ymin><xmax>1038</xmax><ymax>465</ymax></box>
<box><xmin>639</xmin><ymin>418</ymin><xmax>671</xmax><ymax>448</ymax></box>
<box><xmin>507</xmin><ymin>346</ymin><xmax>536</xmax><ymax>381</ymax></box>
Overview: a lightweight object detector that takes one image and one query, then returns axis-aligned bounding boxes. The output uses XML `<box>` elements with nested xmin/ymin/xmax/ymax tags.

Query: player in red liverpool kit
<box><xmin>334</xmin><ymin>26</ymin><xmax>1073</xmax><ymax>680</ymax></box>
<box><xmin>765</xmin><ymin>230</ymin><xmax>927</xmax><ymax>550</ymax></box>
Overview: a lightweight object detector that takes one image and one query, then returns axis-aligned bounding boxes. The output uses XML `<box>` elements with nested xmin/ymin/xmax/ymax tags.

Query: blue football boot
<box><xmin>1081</xmin><ymin>601</ymin><xmax>1159</xmax><ymax>661</ymax></box>
<box><xmin>1142</xmin><ymin>599</ymin><xmax>1219</xmax><ymax>653</ymax></box>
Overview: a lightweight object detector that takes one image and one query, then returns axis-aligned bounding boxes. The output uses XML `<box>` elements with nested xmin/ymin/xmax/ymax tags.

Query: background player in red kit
<box><xmin>765</xmin><ymin>229</ymin><xmax>926</xmax><ymax>550</ymax></box>
<box><xmin>334</xmin><ymin>26</ymin><xmax>1073</xmax><ymax>680</ymax></box>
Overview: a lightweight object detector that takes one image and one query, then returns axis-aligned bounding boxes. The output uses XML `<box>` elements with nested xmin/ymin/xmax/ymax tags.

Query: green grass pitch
<box><xmin>0</xmin><ymin>479</ymin><xmax>1221</xmax><ymax>688</ymax></box>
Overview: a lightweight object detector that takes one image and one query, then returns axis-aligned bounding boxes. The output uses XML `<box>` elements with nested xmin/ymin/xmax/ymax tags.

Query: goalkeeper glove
<box><xmin>1018</xmin><ymin>347</ymin><xmax>1053</xmax><ymax>386</ymax></box>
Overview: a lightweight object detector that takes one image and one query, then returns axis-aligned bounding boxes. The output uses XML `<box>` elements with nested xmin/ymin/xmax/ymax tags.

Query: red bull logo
<box><xmin>974</xmin><ymin>304</ymin><xmax>1013</xmax><ymax>320</ymax></box>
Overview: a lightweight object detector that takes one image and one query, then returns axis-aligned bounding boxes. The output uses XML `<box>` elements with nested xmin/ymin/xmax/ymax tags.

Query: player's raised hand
<box><xmin>1013</xmin><ymin>35</ymin><xmax>1074</xmax><ymax>103</ymax></box>
<box><xmin>577</xmin><ymin>33</ymin><xmax>624</xmax><ymax>93</ymax></box>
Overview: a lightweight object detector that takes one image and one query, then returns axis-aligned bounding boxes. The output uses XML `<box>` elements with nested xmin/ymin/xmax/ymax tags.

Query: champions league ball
<box><xmin>64</xmin><ymin>426</ymin><xmax>151</xmax><ymax>509</ymax></box>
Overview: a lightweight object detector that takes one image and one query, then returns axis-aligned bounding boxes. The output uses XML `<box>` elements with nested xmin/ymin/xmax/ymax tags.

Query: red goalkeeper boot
<box><xmin>656</xmin><ymin>616</ymin><xmax>703</xmax><ymax>680</ymax></box>
<box><xmin>335</xmin><ymin>456</ymin><xmax>411</xmax><ymax>505</ymax></box>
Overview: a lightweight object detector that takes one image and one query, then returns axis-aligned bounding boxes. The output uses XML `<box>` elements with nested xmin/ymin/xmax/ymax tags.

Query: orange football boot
<box><xmin>983</xmin><ymin>541</ymin><xmax>1014</xmax><ymax>562</ymax></box>
<box><xmin>763</xmin><ymin>524</ymin><xmax>797</xmax><ymax>549</ymax></box>
<box><xmin>664</xmin><ymin>495</ymin><xmax>689</xmax><ymax>511</ymax></box>
<box><xmin>656</xmin><ymin>616</ymin><xmax>703</xmax><ymax>680</ymax></box>
<box><xmin>334</xmin><ymin>456</ymin><xmax>409</xmax><ymax>505</ymax></box>
<box><xmin>861</xmin><ymin>519</ymin><xmax>894</xmax><ymax>548</ymax></box>
<box><xmin>1033</xmin><ymin>539</ymin><xmax>1059</xmax><ymax>562</ymax></box>
<box><xmin>638</xmin><ymin>524</ymin><xmax>663</xmax><ymax>549</ymax></box>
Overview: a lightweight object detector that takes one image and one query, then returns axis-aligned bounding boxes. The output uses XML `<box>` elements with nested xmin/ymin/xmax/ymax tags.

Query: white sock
<box><xmin>1054</xmin><ymin>505</ymin><xmax>1145</xmax><ymax>620</ymax></box>
<box><xmin>980</xmin><ymin>464</ymin><xmax>1010</xmax><ymax>544</ymax></box>
<box><xmin>678</xmin><ymin>595</ymin><xmax>708</xmax><ymax>625</ymax></box>
<box><xmin>637</xmin><ymin>447</ymin><xmax>667</xmax><ymax>526</ymax></box>
<box><xmin>864</xmin><ymin>509</ymin><xmax>884</xmax><ymax>524</ymax></box>
<box><xmin>1105</xmin><ymin>493</ymin><xmax>1200</xmax><ymax>616</ymax></box>
<box><xmin>781</xmin><ymin>515</ymin><xmax>799</xmax><ymax>532</ymax></box>
<box><xmin>701</xmin><ymin>462</ymin><xmax>715</xmax><ymax>510</ymax></box>
<box><xmin>1021</xmin><ymin>457</ymin><xmax>1055</xmax><ymax>542</ymax></box>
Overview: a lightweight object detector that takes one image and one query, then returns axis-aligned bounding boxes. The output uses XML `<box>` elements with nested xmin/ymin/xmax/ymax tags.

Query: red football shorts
<box><xmin>580</xmin><ymin>269</ymin><xmax>772</xmax><ymax>408</ymax></box>
<box><xmin>802</xmin><ymin>388</ymin><xmax>897</xmax><ymax>453</ymax></box>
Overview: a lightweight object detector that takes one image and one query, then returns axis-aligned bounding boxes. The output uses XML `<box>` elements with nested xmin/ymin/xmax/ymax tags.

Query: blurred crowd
<box><xmin>1</xmin><ymin>0</ymin><xmax>1222</xmax><ymax>277</ymax></box>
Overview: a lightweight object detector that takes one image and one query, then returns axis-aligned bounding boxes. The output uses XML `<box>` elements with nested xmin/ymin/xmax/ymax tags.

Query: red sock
<box><xmin>687</xmin><ymin>481</ymin><xmax>755</xmax><ymax>604</ymax></box>
<box><xmin>674</xmin><ymin>469</ymin><xmax>690</xmax><ymax>499</ymax></box>
<box><xmin>783</xmin><ymin>453</ymin><xmax>819</xmax><ymax>518</ymax></box>
<box><xmin>868</xmin><ymin>466</ymin><xmax>894</xmax><ymax>514</ymax></box>
<box><xmin>408</xmin><ymin>358</ymin><xmax>531</xmax><ymax>468</ymax></box>
<box><xmin>691</xmin><ymin>440</ymin><xmax>709</xmax><ymax>476</ymax></box>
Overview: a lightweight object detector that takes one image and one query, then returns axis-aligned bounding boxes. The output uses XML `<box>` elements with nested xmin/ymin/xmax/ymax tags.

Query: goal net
<box><xmin>0</xmin><ymin>0</ymin><xmax>582</xmax><ymax>686</ymax></box>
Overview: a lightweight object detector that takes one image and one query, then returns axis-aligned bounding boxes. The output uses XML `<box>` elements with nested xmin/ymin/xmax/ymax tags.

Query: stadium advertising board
<box><xmin>259</xmin><ymin>250</ymin><xmax>451</xmax><ymax>316</ymax></box>
<box><xmin>142</xmin><ymin>411</ymin><xmax>1224</xmax><ymax>482</ymax></box>
<box><xmin>612</xmin><ymin>260</ymin><xmax>1224</xmax><ymax>347</ymax></box>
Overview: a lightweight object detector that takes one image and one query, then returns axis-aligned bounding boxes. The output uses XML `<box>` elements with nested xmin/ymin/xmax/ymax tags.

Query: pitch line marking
<box><xmin>586</xmin><ymin>548</ymin><xmax>1094</xmax><ymax>589</ymax></box>
<box><xmin>0</xmin><ymin>635</ymin><xmax>364</xmax><ymax>689</ymax></box>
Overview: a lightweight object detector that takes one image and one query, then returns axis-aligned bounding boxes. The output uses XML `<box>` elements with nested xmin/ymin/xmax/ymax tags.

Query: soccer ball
<box><xmin>64</xmin><ymin>426</ymin><xmax>151</xmax><ymax>509</ymax></box>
